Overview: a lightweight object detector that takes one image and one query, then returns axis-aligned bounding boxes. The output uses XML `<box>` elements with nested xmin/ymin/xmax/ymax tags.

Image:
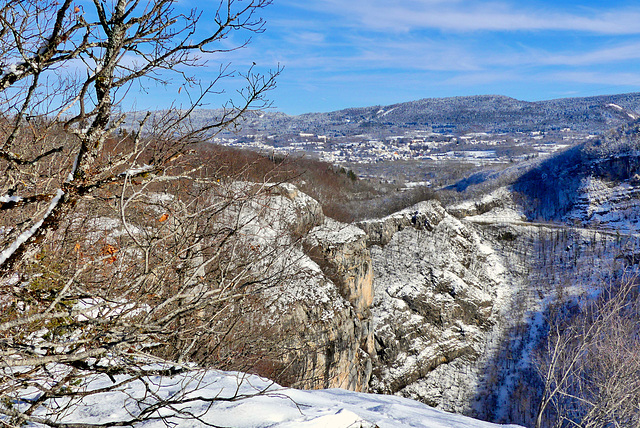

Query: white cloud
<box><xmin>541</xmin><ymin>43</ymin><xmax>640</xmax><ymax>66</ymax></box>
<box><xmin>292</xmin><ymin>0</ymin><xmax>640</xmax><ymax>34</ymax></box>
<box><xmin>197</xmin><ymin>0</ymin><xmax>640</xmax><ymax>113</ymax></box>
<box><xmin>295</xmin><ymin>32</ymin><xmax>326</xmax><ymax>45</ymax></box>
<box><xmin>549</xmin><ymin>71</ymin><xmax>640</xmax><ymax>86</ymax></box>
<box><xmin>442</xmin><ymin>71</ymin><xmax>522</xmax><ymax>86</ymax></box>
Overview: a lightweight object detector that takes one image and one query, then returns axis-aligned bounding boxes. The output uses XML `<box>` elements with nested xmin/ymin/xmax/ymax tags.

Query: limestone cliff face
<box><xmin>357</xmin><ymin>200</ymin><xmax>509</xmax><ymax>413</ymax></box>
<box><xmin>369</xmin><ymin>193</ymin><xmax>639</xmax><ymax>425</ymax></box>
<box><xmin>258</xmin><ymin>183</ymin><xmax>638</xmax><ymax>423</ymax></box>
<box><xmin>298</xmin><ymin>218</ymin><xmax>375</xmax><ymax>391</ymax></box>
<box><xmin>270</xmin><ymin>181</ymin><xmax>640</xmax><ymax>423</ymax></box>
<box><xmin>564</xmin><ymin>175</ymin><xmax>640</xmax><ymax>232</ymax></box>
<box><xmin>305</xmin><ymin>218</ymin><xmax>374</xmax><ymax>316</ymax></box>
<box><xmin>253</xmin><ymin>184</ymin><xmax>374</xmax><ymax>392</ymax></box>
<box><xmin>356</xmin><ymin>202</ymin><xmax>446</xmax><ymax>246</ymax></box>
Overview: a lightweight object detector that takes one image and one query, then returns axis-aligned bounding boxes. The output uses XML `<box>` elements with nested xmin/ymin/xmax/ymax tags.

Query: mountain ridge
<box><xmin>206</xmin><ymin>92</ymin><xmax>640</xmax><ymax>137</ymax></box>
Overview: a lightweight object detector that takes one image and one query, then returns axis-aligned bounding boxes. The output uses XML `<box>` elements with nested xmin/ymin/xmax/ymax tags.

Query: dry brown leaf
<box><xmin>100</xmin><ymin>244</ymin><xmax>118</xmax><ymax>255</ymax></box>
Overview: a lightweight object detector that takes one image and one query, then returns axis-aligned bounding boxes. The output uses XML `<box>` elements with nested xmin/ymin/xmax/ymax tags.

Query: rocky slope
<box><xmin>243</xmin><ymin>176</ymin><xmax>640</xmax><ymax>425</ymax></box>
<box><xmin>358</xmin><ymin>201</ymin><xmax>507</xmax><ymax>413</ymax></box>
<box><xmin>242</xmin><ymin>183</ymin><xmax>376</xmax><ymax>391</ymax></box>
<box><xmin>564</xmin><ymin>175</ymin><xmax>640</xmax><ymax>232</ymax></box>
<box><xmin>507</xmin><ymin>121</ymin><xmax>640</xmax><ymax>225</ymax></box>
<box><xmin>76</xmin><ymin>181</ymin><xmax>378</xmax><ymax>392</ymax></box>
<box><xmin>351</xmin><ymin>189</ymin><xmax>637</xmax><ymax>426</ymax></box>
<box><xmin>234</xmin><ymin>119</ymin><xmax>640</xmax><ymax>426</ymax></box>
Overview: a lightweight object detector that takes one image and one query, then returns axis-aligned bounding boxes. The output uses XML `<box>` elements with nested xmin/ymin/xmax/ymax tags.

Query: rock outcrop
<box><xmin>265</xmin><ymin>182</ymin><xmax>640</xmax><ymax>422</ymax></box>
<box><xmin>565</xmin><ymin>175</ymin><xmax>640</xmax><ymax>232</ymax></box>
<box><xmin>305</xmin><ymin>218</ymin><xmax>374</xmax><ymax>315</ymax></box>
<box><xmin>238</xmin><ymin>176</ymin><xmax>640</xmax><ymax>427</ymax></box>
<box><xmin>357</xmin><ymin>200</ymin><xmax>509</xmax><ymax>413</ymax></box>
<box><xmin>247</xmin><ymin>183</ymin><xmax>375</xmax><ymax>392</ymax></box>
<box><xmin>297</xmin><ymin>218</ymin><xmax>375</xmax><ymax>390</ymax></box>
<box><xmin>356</xmin><ymin>202</ymin><xmax>446</xmax><ymax>246</ymax></box>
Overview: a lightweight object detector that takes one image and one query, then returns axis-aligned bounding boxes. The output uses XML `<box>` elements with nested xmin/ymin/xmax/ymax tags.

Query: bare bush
<box><xmin>535</xmin><ymin>275</ymin><xmax>640</xmax><ymax>428</ymax></box>
<box><xmin>0</xmin><ymin>0</ymin><xmax>301</xmax><ymax>426</ymax></box>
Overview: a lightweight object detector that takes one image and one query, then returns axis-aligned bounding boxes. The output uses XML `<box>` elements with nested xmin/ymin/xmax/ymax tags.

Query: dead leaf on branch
<box><xmin>100</xmin><ymin>244</ymin><xmax>118</xmax><ymax>256</ymax></box>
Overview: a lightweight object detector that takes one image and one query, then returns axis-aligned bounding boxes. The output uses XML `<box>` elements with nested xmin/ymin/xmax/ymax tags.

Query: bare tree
<box><xmin>0</xmin><ymin>1</ymin><xmax>302</xmax><ymax>426</ymax></box>
<box><xmin>0</xmin><ymin>0</ymin><xmax>280</xmax><ymax>269</ymax></box>
<box><xmin>535</xmin><ymin>275</ymin><xmax>640</xmax><ymax>428</ymax></box>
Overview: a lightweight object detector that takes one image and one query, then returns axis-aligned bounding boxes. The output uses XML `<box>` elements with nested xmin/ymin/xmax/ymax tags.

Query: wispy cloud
<box><xmin>442</xmin><ymin>70</ymin><xmax>524</xmax><ymax>86</ymax></box>
<box><xmin>541</xmin><ymin>43</ymin><xmax>640</xmax><ymax>66</ymax></box>
<box><xmin>550</xmin><ymin>71</ymin><xmax>640</xmax><ymax>86</ymax></box>
<box><xmin>174</xmin><ymin>0</ymin><xmax>640</xmax><ymax>113</ymax></box>
<box><xmin>291</xmin><ymin>0</ymin><xmax>640</xmax><ymax>34</ymax></box>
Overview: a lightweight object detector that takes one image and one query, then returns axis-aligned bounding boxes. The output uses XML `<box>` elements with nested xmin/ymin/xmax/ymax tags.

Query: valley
<box><xmin>197</xmin><ymin>93</ymin><xmax>640</xmax><ymax>426</ymax></box>
<box><xmin>5</xmin><ymin>92</ymin><xmax>640</xmax><ymax>428</ymax></box>
<box><xmin>199</xmin><ymin>94</ymin><xmax>640</xmax><ymax>190</ymax></box>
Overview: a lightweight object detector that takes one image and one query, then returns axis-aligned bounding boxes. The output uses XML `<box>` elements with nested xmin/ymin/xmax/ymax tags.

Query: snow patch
<box><xmin>377</xmin><ymin>107</ymin><xmax>397</xmax><ymax>117</ymax></box>
<box><xmin>0</xmin><ymin>195</ymin><xmax>22</xmax><ymax>203</ymax></box>
<box><xmin>123</xmin><ymin>164</ymin><xmax>153</xmax><ymax>176</ymax></box>
<box><xmin>606</xmin><ymin>103</ymin><xmax>639</xmax><ymax>119</ymax></box>
<box><xmin>0</xmin><ymin>189</ymin><xmax>64</xmax><ymax>266</ymax></box>
<box><xmin>0</xmin><ymin>62</ymin><xmax>18</xmax><ymax>79</ymax></box>
<box><xmin>74</xmin><ymin>298</ymin><xmax>149</xmax><ymax>322</ymax></box>
<box><xmin>12</xmin><ymin>369</ymin><xmax>523</xmax><ymax>428</ymax></box>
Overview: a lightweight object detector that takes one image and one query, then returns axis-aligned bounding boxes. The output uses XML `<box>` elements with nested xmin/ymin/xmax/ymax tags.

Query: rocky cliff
<box><xmin>248</xmin><ymin>183</ymin><xmax>375</xmax><ymax>391</ymax></box>
<box><xmin>264</xmin><ymin>121</ymin><xmax>640</xmax><ymax>424</ymax></box>
<box><xmin>257</xmin><ymin>181</ymin><xmax>640</xmax><ymax>424</ymax></box>
<box><xmin>356</xmin><ymin>201</ymin><xmax>511</xmax><ymax>414</ymax></box>
<box><xmin>564</xmin><ymin>163</ymin><xmax>640</xmax><ymax>233</ymax></box>
<box><xmin>354</xmin><ymin>193</ymin><xmax>638</xmax><ymax>425</ymax></box>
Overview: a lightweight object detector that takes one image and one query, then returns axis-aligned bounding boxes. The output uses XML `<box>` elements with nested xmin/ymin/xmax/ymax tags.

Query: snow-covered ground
<box><xmin>14</xmin><ymin>369</ymin><xmax>523</xmax><ymax>428</ymax></box>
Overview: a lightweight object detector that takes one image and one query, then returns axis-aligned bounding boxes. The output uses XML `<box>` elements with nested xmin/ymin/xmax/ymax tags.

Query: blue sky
<box><xmin>160</xmin><ymin>0</ymin><xmax>640</xmax><ymax>115</ymax></box>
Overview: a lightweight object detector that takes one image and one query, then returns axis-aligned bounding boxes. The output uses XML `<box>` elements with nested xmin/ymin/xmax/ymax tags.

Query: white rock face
<box><xmin>237</xmin><ymin>183</ymin><xmax>376</xmax><ymax>392</ymax></box>
<box><xmin>224</xmin><ymin>181</ymin><xmax>640</xmax><ymax>423</ymax></box>
<box><xmin>359</xmin><ymin>201</ymin><xmax>509</xmax><ymax>414</ymax></box>
<box><xmin>448</xmin><ymin>186</ymin><xmax>526</xmax><ymax>222</ymax></box>
<box><xmin>355</xmin><ymin>194</ymin><xmax>640</xmax><ymax>426</ymax></box>
<box><xmin>305</xmin><ymin>218</ymin><xmax>374</xmax><ymax>315</ymax></box>
<box><xmin>565</xmin><ymin>176</ymin><xmax>640</xmax><ymax>233</ymax></box>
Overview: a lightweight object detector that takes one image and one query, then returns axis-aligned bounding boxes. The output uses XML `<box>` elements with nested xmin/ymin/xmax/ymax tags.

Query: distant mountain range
<box><xmin>194</xmin><ymin>93</ymin><xmax>640</xmax><ymax>138</ymax></box>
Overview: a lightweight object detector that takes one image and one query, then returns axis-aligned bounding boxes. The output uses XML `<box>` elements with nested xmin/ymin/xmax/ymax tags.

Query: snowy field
<box><xmin>14</xmin><ymin>369</ymin><xmax>524</xmax><ymax>428</ymax></box>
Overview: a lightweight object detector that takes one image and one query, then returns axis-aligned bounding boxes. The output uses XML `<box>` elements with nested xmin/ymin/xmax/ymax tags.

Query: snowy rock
<box><xmin>361</xmin><ymin>200</ymin><xmax>506</xmax><ymax>414</ymax></box>
<box><xmin>305</xmin><ymin>218</ymin><xmax>374</xmax><ymax>315</ymax></box>
<box><xmin>357</xmin><ymin>200</ymin><xmax>447</xmax><ymax>246</ymax></box>
<box><xmin>448</xmin><ymin>187</ymin><xmax>526</xmax><ymax>223</ymax></box>
<box><xmin>267</xmin><ymin>182</ymin><xmax>325</xmax><ymax>236</ymax></box>
<box><xmin>565</xmin><ymin>175</ymin><xmax>640</xmax><ymax>233</ymax></box>
<box><xmin>233</xmin><ymin>183</ymin><xmax>375</xmax><ymax>392</ymax></box>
